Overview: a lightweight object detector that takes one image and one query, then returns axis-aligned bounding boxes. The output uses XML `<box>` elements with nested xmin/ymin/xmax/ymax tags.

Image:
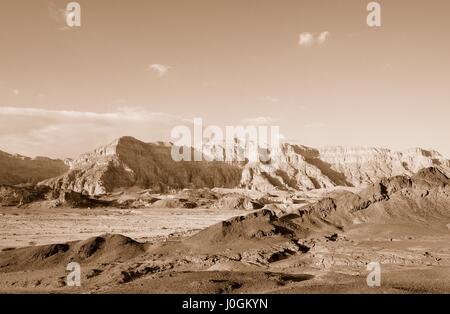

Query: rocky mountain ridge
<box><xmin>3</xmin><ymin>136</ymin><xmax>449</xmax><ymax>197</ymax></box>
<box><xmin>242</xmin><ymin>144</ymin><xmax>450</xmax><ymax>192</ymax></box>
<box><xmin>43</xmin><ymin>137</ymin><xmax>450</xmax><ymax>196</ymax></box>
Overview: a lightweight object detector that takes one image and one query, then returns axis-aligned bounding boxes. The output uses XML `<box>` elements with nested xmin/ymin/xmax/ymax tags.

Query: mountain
<box><xmin>38</xmin><ymin>136</ymin><xmax>450</xmax><ymax>196</ymax></box>
<box><xmin>40</xmin><ymin>136</ymin><xmax>242</xmax><ymax>196</ymax></box>
<box><xmin>0</xmin><ymin>150</ymin><xmax>68</xmax><ymax>185</ymax></box>
<box><xmin>241</xmin><ymin>144</ymin><xmax>450</xmax><ymax>191</ymax></box>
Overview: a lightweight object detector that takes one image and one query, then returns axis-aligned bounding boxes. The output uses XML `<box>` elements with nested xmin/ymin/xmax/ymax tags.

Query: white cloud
<box><xmin>298</xmin><ymin>32</ymin><xmax>330</xmax><ymax>47</ymax></box>
<box><xmin>317</xmin><ymin>31</ymin><xmax>330</xmax><ymax>44</ymax></box>
<box><xmin>298</xmin><ymin>33</ymin><xmax>314</xmax><ymax>46</ymax></box>
<box><xmin>0</xmin><ymin>106</ymin><xmax>173</xmax><ymax>121</ymax></box>
<box><xmin>0</xmin><ymin>107</ymin><xmax>188</xmax><ymax>158</ymax></box>
<box><xmin>147</xmin><ymin>64</ymin><xmax>171</xmax><ymax>77</ymax></box>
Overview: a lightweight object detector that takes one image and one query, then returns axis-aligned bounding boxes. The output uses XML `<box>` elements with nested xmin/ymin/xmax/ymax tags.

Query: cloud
<box><xmin>12</xmin><ymin>89</ymin><xmax>19</xmax><ymax>95</ymax></box>
<box><xmin>147</xmin><ymin>64</ymin><xmax>171</xmax><ymax>77</ymax></box>
<box><xmin>242</xmin><ymin>116</ymin><xmax>279</xmax><ymax>125</ymax></box>
<box><xmin>0</xmin><ymin>107</ymin><xmax>188</xmax><ymax>158</ymax></box>
<box><xmin>298</xmin><ymin>32</ymin><xmax>330</xmax><ymax>47</ymax></box>
<box><xmin>317</xmin><ymin>31</ymin><xmax>330</xmax><ymax>44</ymax></box>
<box><xmin>298</xmin><ymin>33</ymin><xmax>314</xmax><ymax>46</ymax></box>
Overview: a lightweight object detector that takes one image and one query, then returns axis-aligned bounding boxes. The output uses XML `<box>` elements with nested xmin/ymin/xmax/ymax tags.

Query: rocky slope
<box><xmin>0</xmin><ymin>150</ymin><xmax>68</xmax><ymax>185</ymax></box>
<box><xmin>241</xmin><ymin>144</ymin><xmax>450</xmax><ymax>192</ymax></box>
<box><xmin>28</xmin><ymin>135</ymin><xmax>449</xmax><ymax>197</ymax></box>
<box><xmin>287</xmin><ymin>167</ymin><xmax>450</xmax><ymax>233</ymax></box>
<box><xmin>40</xmin><ymin>136</ymin><xmax>242</xmax><ymax>196</ymax></box>
<box><xmin>185</xmin><ymin>166</ymin><xmax>450</xmax><ymax>257</ymax></box>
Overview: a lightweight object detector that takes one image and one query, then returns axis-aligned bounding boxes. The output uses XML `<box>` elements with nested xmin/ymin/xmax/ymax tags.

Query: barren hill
<box><xmin>0</xmin><ymin>150</ymin><xmax>68</xmax><ymax>185</ymax></box>
<box><xmin>183</xmin><ymin>166</ymin><xmax>450</xmax><ymax>256</ymax></box>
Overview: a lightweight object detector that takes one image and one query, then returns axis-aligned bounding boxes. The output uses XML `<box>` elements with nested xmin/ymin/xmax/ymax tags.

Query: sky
<box><xmin>0</xmin><ymin>0</ymin><xmax>449</xmax><ymax>158</ymax></box>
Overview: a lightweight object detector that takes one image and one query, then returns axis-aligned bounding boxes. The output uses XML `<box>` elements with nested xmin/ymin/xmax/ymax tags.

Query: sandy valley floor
<box><xmin>0</xmin><ymin>206</ymin><xmax>248</xmax><ymax>249</ymax></box>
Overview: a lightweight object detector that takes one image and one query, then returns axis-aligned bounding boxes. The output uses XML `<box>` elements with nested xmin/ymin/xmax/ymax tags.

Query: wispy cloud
<box><xmin>298</xmin><ymin>32</ymin><xmax>330</xmax><ymax>47</ymax></box>
<box><xmin>147</xmin><ymin>64</ymin><xmax>171</xmax><ymax>77</ymax></box>
<box><xmin>242</xmin><ymin>116</ymin><xmax>279</xmax><ymax>125</ymax></box>
<box><xmin>0</xmin><ymin>107</ymin><xmax>187</xmax><ymax>158</ymax></box>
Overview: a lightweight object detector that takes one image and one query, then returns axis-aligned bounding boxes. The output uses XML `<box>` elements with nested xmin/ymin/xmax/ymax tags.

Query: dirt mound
<box><xmin>213</xmin><ymin>193</ymin><xmax>263</xmax><ymax>210</ymax></box>
<box><xmin>0</xmin><ymin>234</ymin><xmax>146</xmax><ymax>272</ymax></box>
<box><xmin>176</xmin><ymin>189</ymin><xmax>219</xmax><ymax>200</ymax></box>
<box><xmin>150</xmin><ymin>198</ymin><xmax>198</xmax><ymax>209</ymax></box>
<box><xmin>185</xmin><ymin>210</ymin><xmax>307</xmax><ymax>252</ymax></box>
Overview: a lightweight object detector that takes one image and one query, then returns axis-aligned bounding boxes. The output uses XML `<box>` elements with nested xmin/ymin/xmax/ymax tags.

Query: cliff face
<box><xmin>37</xmin><ymin>136</ymin><xmax>450</xmax><ymax>196</ymax></box>
<box><xmin>241</xmin><ymin>145</ymin><xmax>450</xmax><ymax>192</ymax></box>
<box><xmin>318</xmin><ymin>146</ymin><xmax>450</xmax><ymax>186</ymax></box>
<box><xmin>240</xmin><ymin>144</ymin><xmax>337</xmax><ymax>192</ymax></box>
<box><xmin>40</xmin><ymin>136</ymin><xmax>243</xmax><ymax>196</ymax></box>
<box><xmin>0</xmin><ymin>150</ymin><xmax>68</xmax><ymax>185</ymax></box>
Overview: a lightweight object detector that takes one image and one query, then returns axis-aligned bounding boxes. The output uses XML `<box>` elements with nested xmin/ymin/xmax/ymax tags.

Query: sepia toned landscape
<box><xmin>1</xmin><ymin>0</ymin><xmax>450</xmax><ymax>295</ymax></box>
<box><xmin>1</xmin><ymin>137</ymin><xmax>450</xmax><ymax>293</ymax></box>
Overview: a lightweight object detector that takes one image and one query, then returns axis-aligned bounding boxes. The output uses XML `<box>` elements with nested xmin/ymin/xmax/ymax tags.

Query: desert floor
<box><xmin>0</xmin><ymin>206</ymin><xmax>449</xmax><ymax>293</ymax></box>
<box><xmin>0</xmin><ymin>206</ymin><xmax>248</xmax><ymax>249</ymax></box>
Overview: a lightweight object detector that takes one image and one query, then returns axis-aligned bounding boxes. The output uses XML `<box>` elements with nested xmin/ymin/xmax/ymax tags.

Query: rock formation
<box><xmin>241</xmin><ymin>144</ymin><xmax>450</xmax><ymax>192</ymax></box>
<box><xmin>0</xmin><ymin>150</ymin><xmax>68</xmax><ymax>185</ymax></box>
<box><xmin>40</xmin><ymin>136</ymin><xmax>242</xmax><ymax>196</ymax></box>
<box><xmin>35</xmin><ymin>136</ymin><xmax>450</xmax><ymax>196</ymax></box>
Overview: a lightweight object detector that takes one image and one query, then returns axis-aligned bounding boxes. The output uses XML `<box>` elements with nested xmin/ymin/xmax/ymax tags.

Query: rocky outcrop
<box><xmin>288</xmin><ymin>167</ymin><xmax>450</xmax><ymax>232</ymax></box>
<box><xmin>40</xmin><ymin>136</ymin><xmax>242</xmax><ymax>196</ymax></box>
<box><xmin>241</xmin><ymin>144</ymin><xmax>338</xmax><ymax>191</ymax></box>
<box><xmin>241</xmin><ymin>144</ymin><xmax>450</xmax><ymax>192</ymax></box>
<box><xmin>318</xmin><ymin>146</ymin><xmax>450</xmax><ymax>186</ymax></box>
<box><xmin>0</xmin><ymin>150</ymin><xmax>68</xmax><ymax>185</ymax></box>
<box><xmin>0</xmin><ymin>185</ymin><xmax>53</xmax><ymax>207</ymax></box>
